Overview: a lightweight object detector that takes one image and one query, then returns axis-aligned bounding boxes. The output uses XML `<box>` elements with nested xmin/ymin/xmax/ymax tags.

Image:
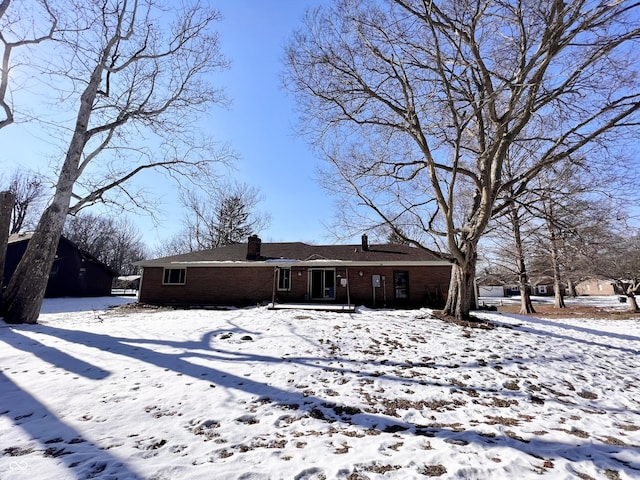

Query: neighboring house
<box><xmin>3</xmin><ymin>233</ymin><xmax>116</xmax><ymax>297</ymax></box>
<box><xmin>530</xmin><ymin>276</ymin><xmax>563</xmax><ymax>297</ymax></box>
<box><xmin>476</xmin><ymin>275</ymin><xmax>506</xmax><ymax>298</ymax></box>
<box><xmin>575</xmin><ymin>278</ymin><xmax>636</xmax><ymax>296</ymax></box>
<box><xmin>135</xmin><ymin>235</ymin><xmax>452</xmax><ymax>309</ymax></box>
<box><xmin>478</xmin><ymin>285</ymin><xmax>505</xmax><ymax>297</ymax></box>
<box><xmin>503</xmin><ymin>276</ymin><xmax>564</xmax><ymax>297</ymax></box>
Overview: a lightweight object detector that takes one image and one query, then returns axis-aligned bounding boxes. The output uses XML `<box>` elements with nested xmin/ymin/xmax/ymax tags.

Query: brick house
<box><xmin>575</xmin><ymin>278</ymin><xmax>637</xmax><ymax>296</ymax></box>
<box><xmin>3</xmin><ymin>233</ymin><xmax>116</xmax><ymax>297</ymax></box>
<box><xmin>136</xmin><ymin>235</ymin><xmax>452</xmax><ymax>309</ymax></box>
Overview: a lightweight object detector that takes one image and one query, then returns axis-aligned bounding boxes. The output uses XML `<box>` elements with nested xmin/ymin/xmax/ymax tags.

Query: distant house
<box><xmin>530</xmin><ymin>276</ymin><xmax>564</xmax><ymax>297</ymax></box>
<box><xmin>3</xmin><ymin>233</ymin><xmax>116</xmax><ymax>297</ymax></box>
<box><xmin>135</xmin><ymin>235</ymin><xmax>452</xmax><ymax>309</ymax></box>
<box><xmin>575</xmin><ymin>278</ymin><xmax>634</xmax><ymax>296</ymax></box>
<box><xmin>502</xmin><ymin>276</ymin><xmax>564</xmax><ymax>297</ymax></box>
<box><xmin>476</xmin><ymin>275</ymin><xmax>506</xmax><ymax>298</ymax></box>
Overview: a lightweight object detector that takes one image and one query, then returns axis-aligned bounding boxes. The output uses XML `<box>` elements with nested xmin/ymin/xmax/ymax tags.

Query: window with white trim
<box><xmin>277</xmin><ymin>268</ymin><xmax>291</xmax><ymax>291</ymax></box>
<box><xmin>163</xmin><ymin>268</ymin><xmax>186</xmax><ymax>285</ymax></box>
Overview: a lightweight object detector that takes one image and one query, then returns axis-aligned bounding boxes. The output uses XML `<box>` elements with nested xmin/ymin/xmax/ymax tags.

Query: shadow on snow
<box><xmin>0</xmin><ymin>371</ymin><xmax>143</xmax><ymax>479</ymax></box>
<box><xmin>1</xmin><ymin>311</ymin><xmax>639</xmax><ymax>477</ymax></box>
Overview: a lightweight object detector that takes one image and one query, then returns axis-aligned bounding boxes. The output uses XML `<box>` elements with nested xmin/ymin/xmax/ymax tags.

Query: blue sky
<box><xmin>0</xmin><ymin>0</ymin><xmax>342</xmax><ymax>250</ymax></box>
<box><xmin>208</xmin><ymin>0</ymin><xmax>335</xmax><ymax>245</ymax></box>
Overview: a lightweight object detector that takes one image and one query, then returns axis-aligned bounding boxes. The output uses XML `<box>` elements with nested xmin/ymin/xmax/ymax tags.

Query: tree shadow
<box><xmin>0</xmin><ymin>371</ymin><xmax>143</xmax><ymax>480</ymax></box>
<box><xmin>21</xmin><ymin>321</ymin><xmax>640</xmax><ymax>477</ymax></box>
<box><xmin>490</xmin><ymin>313</ymin><xmax>640</xmax><ymax>355</ymax></box>
<box><xmin>0</xmin><ymin>328</ymin><xmax>109</xmax><ymax>380</ymax></box>
<box><xmin>38</xmin><ymin>296</ymin><xmax>135</xmax><ymax>315</ymax></box>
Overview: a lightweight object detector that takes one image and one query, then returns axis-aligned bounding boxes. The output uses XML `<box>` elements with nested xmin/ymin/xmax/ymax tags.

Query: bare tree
<box><xmin>285</xmin><ymin>0</ymin><xmax>640</xmax><ymax>320</ymax></box>
<box><xmin>487</xmin><ymin>144</ymin><xmax>542</xmax><ymax>315</ymax></box>
<box><xmin>590</xmin><ymin>229</ymin><xmax>640</xmax><ymax>312</ymax></box>
<box><xmin>2</xmin><ymin>0</ymin><xmax>231</xmax><ymax>323</ymax></box>
<box><xmin>152</xmin><ymin>231</ymin><xmax>193</xmax><ymax>258</ymax></box>
<box><xmin>525</xmin><ymin>159</ymin><xmax>626</xmax><ymax>307</ymax></box>
<box><xmin>0</xmin><ymin>0</ymin><xmax>56</xmax><ymax>129</ymax></box>
<box><xmin>0</xmin><ymin>190</ymin><xmax>14</xmax><ymax>292</ymax></box>
<box><xmin>64</xmin><ymin>213</ymin><xmax>146</xmax><ymax>275</ymax></box>
<box><xmin>0</xmin><ymin>170</ymin><xmax>48</xmax><ymax>233</ymax></box>
<box><xmin>178</xmin><ymin>182</ymin><xmax>270</xmax><ymax>251</ymax></box>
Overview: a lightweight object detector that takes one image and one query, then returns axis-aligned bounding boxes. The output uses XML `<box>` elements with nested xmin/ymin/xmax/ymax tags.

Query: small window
<box><xmin>277</xmin><ymin>268</ymin><xmax>291</xmax><ymax>291</ymax></box>
<box><xmin>163</xmin><ymin>268</ymin><xmax>186</xmax><ymax>285</ymax></box>
<box><xmin>538</xmin><ymin>285</ymin><xmax>547</xmax><ymax>294</ymax></box>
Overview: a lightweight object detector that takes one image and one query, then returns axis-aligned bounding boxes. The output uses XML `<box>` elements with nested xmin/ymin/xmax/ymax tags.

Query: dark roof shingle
<box><xmin>139</xmin><ymin>241</ymin><xmax>447</xmax><ymax>265</ymax></box>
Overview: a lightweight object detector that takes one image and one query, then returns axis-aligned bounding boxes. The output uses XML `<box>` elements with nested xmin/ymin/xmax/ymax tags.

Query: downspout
<box><xmin>382</xmin><ymin>275</ymin><xmax>387</xmax><ymax>307</ymax></box>
<box><xmin>346</xmin><ymin>268</ymin><xmax>351</xmax><ymax>308</ymax></box>
<box><xmin>137</xmin><ymin>267</ymin><xmax>144</xmax><ymax>302</ymax></box>
<box><xmin>271</xmin><ymin>267</ymin><xmax>277</xmax><ymax>307</ymax></box>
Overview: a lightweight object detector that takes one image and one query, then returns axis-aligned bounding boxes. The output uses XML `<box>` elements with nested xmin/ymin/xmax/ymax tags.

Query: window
<box><xmin>163</xmin><ymin>268</ymin><xmax>186</xmax><ymax>285</ymax></box>
<box><xmin>277</xmin><ymin>268</ymin><xmax>291</xmax><ymax>291</ymax></box>
<box><xmin>538</xmin><ymin>285</ymin><xmax>547</xmax><ymax>294</ymax></box>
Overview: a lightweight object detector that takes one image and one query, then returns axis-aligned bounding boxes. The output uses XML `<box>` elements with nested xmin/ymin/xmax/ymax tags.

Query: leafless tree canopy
<box><xmin>0</xmin><ymin>0</ymin><xmax>56</xmax><ymax>129</ymax></box>
<box><xmin>64</xmin><ymin>213</ymin><xmax>147</xmax><ymax>275</ymax></box>
<box><xmin>167</xmin><ymin>182</ymin><xmax>270</xmax><ymax>254</ymax></box>
<box><xmin>0</xmin><ymin>169</ymin><xmax>48</xmax><ymax>233</ymax></box>
<box><xmin>2</xmin><ymin>0</ymin><xmax>232</xmax><ymax>323</ymax></box>
<box><xmin>285</xmin><ymin>0</ymin><xmax>640</xmax><ymax>319</ymax></box>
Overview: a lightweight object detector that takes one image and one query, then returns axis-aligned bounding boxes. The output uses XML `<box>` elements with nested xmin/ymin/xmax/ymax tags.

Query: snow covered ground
<box><xmin>1</xmin><ymin>296</ymin><xmax>639</xmax><ymax>479</ymax></box>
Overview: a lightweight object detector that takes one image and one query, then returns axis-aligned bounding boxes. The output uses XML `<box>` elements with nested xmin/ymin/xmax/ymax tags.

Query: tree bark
<box><xmin>1</xmin><ymin>48</ymin><xmax>102</xmax><ymax>323</ymax></box>
<box><xmin>442</xmin><ymin>242</ymin><xmax>477</xmax><ymax>320</ymax></box>
<box><xmin>628</xmin><ymin>294</ymin><xmax>639</xmax><ymax>313</ymax></box>
<box><xmin>509</xmin><ymin>201</ymin><xmax>536</xmax><ymax>315</ymax></box>
<box><xmin>625</xmin><ymin>282</ymin><xmax>640</xmax><ymax>313</ymax></box>
<box><xmin>549</xmin><ymin>225</ymin><xmax>566</xmax><ymax>309</ymax></box>
<box><xmin>0</xmin><ymin>201</ymin><xmax>68</xmax><ymax>323</ymax></box>
<box><xmin>0</xmin><ymin>191</ymin><xmax>14</xmax><ymax>295</ymax></box>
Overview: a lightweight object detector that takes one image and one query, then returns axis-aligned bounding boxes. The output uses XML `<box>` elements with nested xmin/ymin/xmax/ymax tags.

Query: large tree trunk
<box><xmin>443</xmin><ymin>242</ymin><xmax>477</xmax><ymax>320</ymax></box>
<box><xmin>629</xmin><ymin>294</ymin><xmax>639</xmax><ymax>313</ymax></box>
<box><xmin>0</xmin><ymin>191</ymin><xmax>14</xmax><ymax>308</ymax></box>
<box><xmin>626</xmin><ymin>282</ymin><xmax>640</xmax><ymax>313</ymax></box>
<box><xmin>1</xmin><ymin>55</ymin><xmax>102</xmax><ymax>323</ymax></box>
<box><xmin>1</xmin><ymin>199</ymin><xmax>69</xmax><ymax>323</ymax></box>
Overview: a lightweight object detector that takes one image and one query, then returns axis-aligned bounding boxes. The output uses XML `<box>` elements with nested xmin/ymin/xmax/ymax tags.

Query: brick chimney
<box><xmin>361</xmin><ymin>234</ymin><xmax>369</xmax><ymax>251</ymax></box>
<box><xmin>246</xmin><ymin>234</ymin><xmax>261</xmax><ymax>260</ymax></box>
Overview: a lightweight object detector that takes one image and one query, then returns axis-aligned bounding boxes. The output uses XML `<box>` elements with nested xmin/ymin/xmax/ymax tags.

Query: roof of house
<box><xmin>137</xmin><ymin>241</ymin><xmax>450</xmax><ymax>267</ymax></box>
<box><xmin>476</xmin><ymin>274</ymin><xmax>506</xmax><ymax>286</ymax></box>
<box><xmin>8</xmin><ymin>232</ymin><xmax>116</xmax><ymax>275</ymax></box>
<box><xmin>8</xmin><ymin>233</ymin><xmax>37</xmax><ymax>244</ymax></box>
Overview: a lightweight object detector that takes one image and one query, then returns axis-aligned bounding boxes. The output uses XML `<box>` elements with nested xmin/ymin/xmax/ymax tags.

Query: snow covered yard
<box><xmin>1</xmin><ymin>297</ymin><xmax>639</xmax><ymax>480</ymax></box>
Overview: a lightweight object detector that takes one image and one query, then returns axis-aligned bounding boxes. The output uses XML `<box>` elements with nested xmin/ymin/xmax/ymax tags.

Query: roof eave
<box><xmin>136</xmin><ymin>259</ymin><xmax>451</xmax><ymax>268</ymax></box>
